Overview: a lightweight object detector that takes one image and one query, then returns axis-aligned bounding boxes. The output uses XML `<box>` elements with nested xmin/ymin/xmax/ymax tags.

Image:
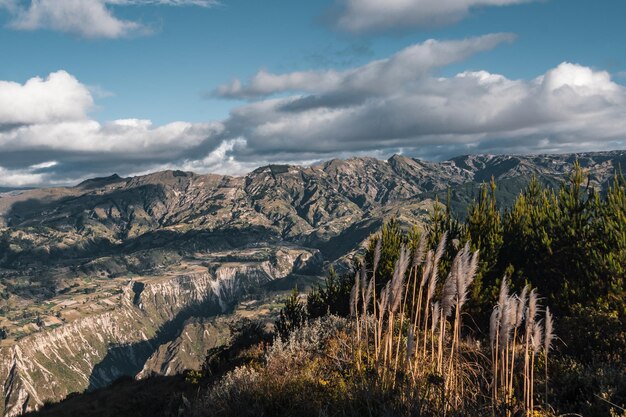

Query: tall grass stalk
<box><xmin>347</xmin><ymin>232</ymin><xmax>555</xmax><ymax>416</ymax></box>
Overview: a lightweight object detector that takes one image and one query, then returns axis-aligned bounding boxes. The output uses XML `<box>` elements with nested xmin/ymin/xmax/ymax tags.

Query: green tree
<box><xmin>466</xmin><ymin>178</ymin><xmax>504</xmax><ymax>311</ymax></box>
<box><xmin>276</xmin><ymin>287</ymin><xmax>308</xmax><ymax>339</ymax></box>
<box><xmin>364</xmin><ymin>220</ymin><xmax>405</xmax><ymax>286</ymax></box>
<box><xmin>307</xmin><ymin>266</ymin><xmax>354</xmax><ymax>319</ymax></box>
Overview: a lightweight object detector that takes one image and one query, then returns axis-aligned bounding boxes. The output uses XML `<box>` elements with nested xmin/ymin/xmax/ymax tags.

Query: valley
<box><xmin>0</xmin><ymin>150</ymin><xmax>624</xmax><ymax>416</ymax></box>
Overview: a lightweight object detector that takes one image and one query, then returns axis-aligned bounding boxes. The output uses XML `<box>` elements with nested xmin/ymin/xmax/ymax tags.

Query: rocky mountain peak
<box><xmin>76</xmin><ymin>174</ymin><xmax>126</xmax><ymax>190</ymax></box>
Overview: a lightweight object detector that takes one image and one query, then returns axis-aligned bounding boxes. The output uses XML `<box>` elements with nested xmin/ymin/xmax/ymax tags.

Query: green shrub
<box><xmin>275</xmin><ymin>288</ymin><xmax>308</xmax><ymax>339</ymax></box>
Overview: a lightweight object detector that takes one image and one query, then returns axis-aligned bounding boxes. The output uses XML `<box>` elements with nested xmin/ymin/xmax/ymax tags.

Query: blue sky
<box><xmin>0</xmin><ymin>0</ymin><xmax>625</xmax><ymax>186</ymax></box>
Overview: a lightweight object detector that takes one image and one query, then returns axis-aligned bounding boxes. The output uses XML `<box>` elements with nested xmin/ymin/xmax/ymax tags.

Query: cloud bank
<box><xmin>1</xmin><ymin>0</ymin><xmax>217</xmax><ymax>38</ymax></box>
<box><xmin>0</xmin><ymin>71</ymin><xmax>225</xmax><ymax>186</ymax></box>
<box><xmin>0</xmin><ymin>35</ymin><xmax>625</xmax><ymax>187</ymax></box>
<box><xmin>215</xmin><ymin>63</ymin><xmax>626</xmax><ymax>162</ymax></box>
<box><xmin>327</xmin><ymin>0</ymin><xmax>537</xmax><ymax>33</ymax></box>
<box><xmin>215</xmin><ymin>33</ymin><xmax>516</xmax><ymax>100</ymax></box>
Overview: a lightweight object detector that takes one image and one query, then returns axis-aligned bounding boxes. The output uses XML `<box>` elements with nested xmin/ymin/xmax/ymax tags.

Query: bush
<box><xmin>550</xmin><ymin>357</ymin><xmax>626</xmax><ymax>417</ymax></box>
<box><xmin>275</xmin><ymin>288</ymin><xmax>307</xmax><ymax>340</ymax></box>
<box><xmin>197</xmin><ymin>317</ymin><xmax>351</xmax><ymax>417</ymax></box>
<box><xmin>306</xmin><ymin>266</ymin><xmax>354</xmax><ymax>319</ymax></box>
<box><xmin>203</xmin><ymin>318</ymin><xmax>272</xmax><ymax>377</ymax></box>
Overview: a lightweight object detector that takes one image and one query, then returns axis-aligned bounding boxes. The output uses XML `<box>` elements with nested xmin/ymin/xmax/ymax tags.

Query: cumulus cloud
<box><xmin>140</xmin><ymin>138</ymin><xmax>262</xmax><ymax>178</ymax></box>
<box><xmin>215</xmin><ymin>33</ymin><xmax>516</xmax><ymax>100</ymax></box>
<box><xmin>0</xmin><ymin>71</ymin><xmax>229</xmax><ymax>186</ymax></box>
<box><xmin>0</xmin><ymin>166</ymin><xmax>47</xmax><ymax>187</ymax></box>
<box><xmin>213</xmin><ymin>38</ymin><xmax>626</xmax><ymax>164</ymax></box>
<box><xmin>2</xmin><ymin>0</ymin><xmax>217</xmax><ymax>38</ymax></box>
<box><xmin>328</xmin><ymin>0</ymin><xmax>537</xmax><ymax>33</ymax></box>
<box><xmin>1</xmin><ymin>119</ymin><xmax>222</xmax><ymax>154</ymax></box>
<box><xmin>0</xmin><ymin>71</ymin><xmax>93</xmax><ymax>126</ymax></box>
<box><xmin>1</xmin><ymin>35</ymin><xmax>626</xmax><ymax>187</ymax></box>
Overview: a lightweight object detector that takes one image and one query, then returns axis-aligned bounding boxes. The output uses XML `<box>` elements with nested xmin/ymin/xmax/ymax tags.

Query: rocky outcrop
<box><xmin>137</xmin><ymin>317</ymin><xmax>230</xmax><ymax>379</ymax></box>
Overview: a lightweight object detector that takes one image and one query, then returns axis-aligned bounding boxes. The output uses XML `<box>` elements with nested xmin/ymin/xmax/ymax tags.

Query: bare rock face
<box><xmin>137</xmin><ymin>317</ymin><xmax>230</xmax><ymax>379</ymax></box>
<box><xmin>0</xmin><ymin>275</ymin><xmax>205</xmax><ymax>416</ymax></box>
<box><xmin>0</xmin><ymin>151</ymin><xmax>624</xmax><ymax>416</ymax></box>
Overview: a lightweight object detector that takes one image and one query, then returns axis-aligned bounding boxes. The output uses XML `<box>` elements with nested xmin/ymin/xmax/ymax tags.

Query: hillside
<box><xmin>0</xmin><ymin>150</ymin><xmax>624</xmax><ymax>416</ymax></box>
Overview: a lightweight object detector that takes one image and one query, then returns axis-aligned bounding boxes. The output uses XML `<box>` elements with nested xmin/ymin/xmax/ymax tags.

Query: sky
<box><xmin>0</xmin><ymin>0</ymin><xmax>625</xmax><ymax>187</ymax></box>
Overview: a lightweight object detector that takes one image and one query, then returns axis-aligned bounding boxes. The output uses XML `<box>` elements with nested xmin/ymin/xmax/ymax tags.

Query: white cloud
<box><xmin>216</xmin><ymin>58</ymin><xmax>626</xmax><ymax>162</ymax></box>
<box><xmin>328</xmin><ymin>0</ymin><xmax>537</xmax><ymax>33</ymax></box>
<box><xmin>216</xmin><ymin>33</ymin><xmax>516</xmax><ymax>99</ymax></box>
<box><xmin>0</xmin><ymin>71</ymin><xmax>93</xmax><ymax>125</ymax></box>
<box><xmin>1</xmin><ymin>37</ymin><xmax>626</xmax><ymax>187</ymax></box>
<box><xmin>178</xmin><ymin>138</ymin><xmax>260</xmax><ymax>175</ymax></box>
<box><xmin>9</xmin><ymin>0</ymin><xmax>143</xmax><ymax>38</ymax></box>
<box><xmin>29</xmin><ymin>161</ymin><xmax>58</xmax><ymax>169</ymax></box>
<box><xmin>0</xmin><ymin>70</ymin><xmax>226</xmax><ymax>186</ymax></box>
<box><xmin>3</xmin><ymin>0</ymin><xmax>217</xmax><ymax>38</ymax></box>
<box><xmin>0</xmin><ymin>119</ymin><xmax>222</xmax><ymax>154</ymax></box>
<box><xmin>0</xmin><ymin>166</ymin><xmax>46</xmax><ymax>187</ymax></box>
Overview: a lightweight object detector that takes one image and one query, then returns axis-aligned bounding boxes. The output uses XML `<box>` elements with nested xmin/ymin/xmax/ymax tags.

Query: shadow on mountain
<box><xmin>87</xmin><ymin>297</ymin><xmax>225</xmax><ymax>392</ymax></box>
<box><xmin>25</xmin><ymin>374</ymin><xmax>193</xmax><ymax>417</ymax></box>
<box><xmin>2</xmin><ymin>180</ymin><xmax>289</xmax><ymax>273</ymax></box>
<box><xmin>472</xmin><ymin>158</ymin><xmax>521</xmax><ymax>183</ymax></box>
<box><xmin>76</xmin><ymin>174</ymin><xmax>126</xmax><ymax>191</ymax></box>
<box><xmin>311</xmin><ymin>217</ymin><xmax>382</xmax><ymax>262</ymax></box>
<box><xmin>0</xmin><ymin>226</ymin><xmax>282</xmax><ymax>271</ymax></box>
<box><xmin>4</xmin><ymin>183</ymin><xmax>168</xmax><ymax>228</ymax></box>
<box><xmin>263</xmin><ymin>273</ymin><xmax>325</xmax><ymax>292</ymax></box>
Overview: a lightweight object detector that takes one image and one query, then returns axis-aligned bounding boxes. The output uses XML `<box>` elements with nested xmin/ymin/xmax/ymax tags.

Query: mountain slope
<box><xmin>0</xmin><ymin>150</ymin><xmax>624</xmax><ymax>416</ymax></box>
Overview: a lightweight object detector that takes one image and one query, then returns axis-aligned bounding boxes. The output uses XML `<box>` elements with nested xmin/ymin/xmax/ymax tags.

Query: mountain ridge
<box><xmin>1</xmin><ymin>150</ymin><xmax>624</xmax><ymax>271</ymax></box>
<box><xmin>6</xmin><ymin>149</ymin><xmax>626</xmax><ymax>192</ymax></box>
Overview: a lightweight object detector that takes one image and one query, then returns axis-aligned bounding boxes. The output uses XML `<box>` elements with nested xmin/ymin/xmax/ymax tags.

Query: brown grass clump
<box><xmin>343</xmin><ymin>234</ymin><xmax>557</xmax><ymax>416</ymax></box>
<box><xmin>196</xmin><ymin>317</ymin><xmax>357</xmax><ymax>417</ymax></box>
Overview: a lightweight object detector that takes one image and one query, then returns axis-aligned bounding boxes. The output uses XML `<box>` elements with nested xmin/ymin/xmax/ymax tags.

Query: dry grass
<box><xmin>344</xmin><ymin>234</ymin><xmax>557</xmax><ymax>416</ymax></box>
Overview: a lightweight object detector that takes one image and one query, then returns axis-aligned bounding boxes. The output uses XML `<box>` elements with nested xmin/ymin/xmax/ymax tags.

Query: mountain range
<box><xmin>0</xmin><ymin>150</ymin><xmax>625</xmax><ymax>416</ymax></box>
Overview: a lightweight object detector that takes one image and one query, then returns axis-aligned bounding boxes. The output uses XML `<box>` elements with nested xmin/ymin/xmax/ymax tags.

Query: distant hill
<box><xmin>0</xmin><ymin>187</ymin><xmax>33</xmax><ymax>193</ymax></box>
